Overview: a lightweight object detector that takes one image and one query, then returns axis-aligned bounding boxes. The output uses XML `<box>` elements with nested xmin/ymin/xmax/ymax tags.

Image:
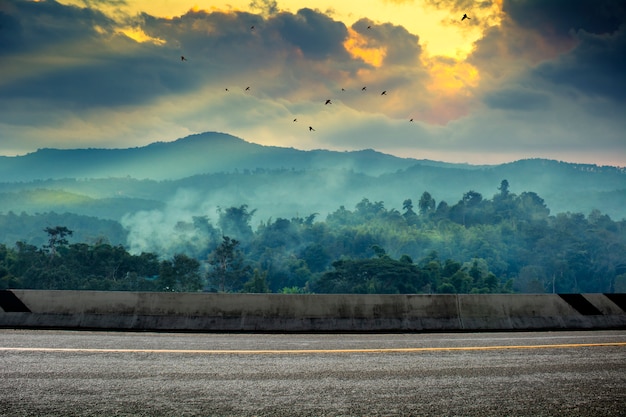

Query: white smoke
<box><xmin>121</xmin><ymin>188</ymin><xmax>216</xmax><ymax>257</ymax></box>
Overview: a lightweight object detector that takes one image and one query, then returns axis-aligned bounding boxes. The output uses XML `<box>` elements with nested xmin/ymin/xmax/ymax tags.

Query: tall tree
<box><xmin>158</xmin><ymin>254</ymin><xmax>202</xmax><ymax>292</ymax></box>
<box><xmin>217</xmin><ymin>205</ymin><xmax>256</xmax><ymax>241</ymax></box>
<box><xmin>243</xmin><ymin>269</ymin><xmax>271</xmax><ymax>293</ymax></box>
<box><xmin>207</xmin><ymin>236</ymin><xmax>251</xmax><ymax>292</ymax></box>
<box><xmin>418</xmin><ymin>192</ymin><xmax>436</xmax><ymax>216</ymax></box>
<box><xmin>43</xmin><ymin>226</ymin><xmax>73</xmax><ymax>256</ymax></box>
<box><xmin>497</xmin><ymin>179</ymin><xmax>510</xmax><ymax>198</ymax></box>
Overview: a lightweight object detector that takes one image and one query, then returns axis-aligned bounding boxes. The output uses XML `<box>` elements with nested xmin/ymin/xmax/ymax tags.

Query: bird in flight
<box><xmin>293</xmin><ymin>118</ymin><xmax>297</xmax><ymax>122</ymax></box>
<box><xmin>250</xmin><ymin>25</ymin><xmax>255</xmax><ymax>30</ymax></box>
<box><xmin>245</xmin><ymin>86</ymin><xmax>250</xmax><ymax>91</ymax></box>
<box><xmin>225</xmin><ymin>88</ymin><xmax>229</xmax><ymax>92</ymax></box>
<box><xmin>409</xmin><ymin>118</ymin><xmax>414</xmax><ymax>122</ymax></box>
<box><xmin>381</xmin><ymin>90</ymin><xmax>387</xmax><ymax>95</ymax></box>
<box><xmin>325</xmin><ymin>99</ymin><xmax>332</xmax><ymax>105</ymax></box>
<box><xmin>461</xmin><ymin>14</ymin><xmax>470</xmax><ymax>21</ymax></box>
<box><xmin>309</xmin><ymin>126</ymin><xmax>315</xmax><ymax>131</ymax></box>
<box><xmin>181</xmin><ymin>56</ymin><xmax>187</xmax><ymax>61</ymax></box>
<box><xmin>362</xmin><ymin>86</ymin><xmax>367</xmax><ymax>91</ymax></box>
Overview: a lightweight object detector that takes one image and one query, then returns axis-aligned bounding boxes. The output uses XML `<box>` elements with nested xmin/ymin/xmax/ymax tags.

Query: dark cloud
<box><xmin>141</xmin><ymin>9</ymin><xmax>261</xmax><ymax>57</ymax></box>
<box><xmin>269</xmin><ymin>8</ymin><xmax>349</xmax><ymax>59</ymax></box>
<box><xmin>0</xmin><ymin>2</ymin><xmax>371</xmax><ymax>114</ymax></box>
<box><xmin>140</xmin><ymin>7</ymin><xmax>354</xmax><ymax>69</ymax></box>
<box><xmin>79</xmin><ymin>0</ymin><xmax>128</xmax><ymax>6</ymax></box>
<box><xmin>503</xmin><ymin>0</ymin><xmax>626</xmax><ymax>38</ymax></box>
<box><xmin>468</xmin><ymin>16</ymin><xmax>578</xmax><ymax>82</ymax></box>
<box><xmin>1</xmin><ymin>53</ymin><xmax>193</xmax><ymax>108</ymax></box>
<box><xmin>469</xmin><ymin>0</ymin><xmax>626</xmax><ymax>108</ymax></box>
<box><xmin>0</xmin><ymin>0</ymin><xmax>427</xmax><ymax>115</ymax></box>
<box><xmin>0</xmin><ymin>9</ymin><xmax>21</xmax><ymax>53</ymax></box>
<box><xmin>0</xmin><ymin>4</ymin><xmax>201</xmax><ymax>107</ymax></box>
<box><xmin>532</xmin><ymin>26</ymin><xmax>626</xmax><ymax>102</ymax></box>
<box><xmin>352</xmin><ymin>19</ymin><xmax>422</xmax><ymax>66</ymax></box>
<box><xmin>137</xmin><ymin>7</ymin><xmax>365</xmax><ymax>103</ymax></box>
<box><xmin>483</xmin><ymin>87</ymin><xmax>550</xmax><ymax>110</ymax></box>
<box><xmin>0</xmin><ymin>0</ymin><xmax>116</xmax><ymax>55</ymax></box>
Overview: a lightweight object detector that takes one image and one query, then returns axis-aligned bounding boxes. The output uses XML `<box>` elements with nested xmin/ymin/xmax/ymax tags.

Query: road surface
<box><xmin>1</xmin><ymin>330</ymin><xmax>625</xmax><ymax>416</ymax></box>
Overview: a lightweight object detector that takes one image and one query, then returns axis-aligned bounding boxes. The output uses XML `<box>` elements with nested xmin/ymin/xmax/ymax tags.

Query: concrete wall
<box><xmin>1</xmin><ymin>290</ymin><xmax>625</xmax><ymax>332</ymax></box>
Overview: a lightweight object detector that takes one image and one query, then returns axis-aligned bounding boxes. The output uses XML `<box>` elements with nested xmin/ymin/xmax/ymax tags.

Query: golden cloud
<box><xmin>426</xmin><ymin>58</ymin><xmax>479</xmax><ymax>95</ymax></box>
<box><xmin>119</xmin><ymin>27</ymin><xmax>167</xmax><ymax>45</ymax></box>
<box><xmin>419</xmin><ymin>57</ymin><xmax>480</xmax><ymax>124</ymax></box>
<box><xmin>343</xmin><ymin>28</ymin><xmax>386</xmax><ymax>67</ymax></box>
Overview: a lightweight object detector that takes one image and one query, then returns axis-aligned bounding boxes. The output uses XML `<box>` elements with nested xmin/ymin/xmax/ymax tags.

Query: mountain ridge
<box><xmin>0</xmin><ymin>132</ymin><xmax>424</xmax><ymax>181</ymax></box>
<box><xmin>3</xmin><ymin>131</ymin><xmax>624</xmax><ymax>182</ymax></box>
<box><xmin>1</xmin><ymin>131</ymin><xmax>625</xmax><ymax>221</ymax></box>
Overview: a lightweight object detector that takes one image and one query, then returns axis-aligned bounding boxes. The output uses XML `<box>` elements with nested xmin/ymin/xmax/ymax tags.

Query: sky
<box><xmin>1</xmin><ymin>0</ymin><xmax>625</xmax><ymax>166</ymax></box>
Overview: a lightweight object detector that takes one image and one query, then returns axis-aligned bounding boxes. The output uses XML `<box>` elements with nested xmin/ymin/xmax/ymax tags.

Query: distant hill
<box><xmin>0</xmin><ymin>132</ymin><xmax>624</xmax><ymax>223</ymax></box>
<box><xmin>0</xmin><ymin>132</ymin><xmax>422</xmax><ymax>181</ymax></box>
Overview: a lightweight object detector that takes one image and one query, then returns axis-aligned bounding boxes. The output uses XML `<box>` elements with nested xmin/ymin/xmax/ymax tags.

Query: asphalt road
<box><xmin>1</xmin><ymin>330</ymin><xmax>625</xmax><ymax>416</ymax></box>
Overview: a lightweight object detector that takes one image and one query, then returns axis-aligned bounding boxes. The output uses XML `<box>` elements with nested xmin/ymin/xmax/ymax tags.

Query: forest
<box><xmin>1</xmin><ymin>180</ymin><xmax>625</xmax><ymax>294</ymax></box>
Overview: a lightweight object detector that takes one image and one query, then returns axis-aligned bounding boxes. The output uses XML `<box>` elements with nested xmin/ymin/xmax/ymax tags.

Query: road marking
<box><xmin>1</xmin><ymin>342</ymin><xmax>625</xmax><ymax>355</ymax></box>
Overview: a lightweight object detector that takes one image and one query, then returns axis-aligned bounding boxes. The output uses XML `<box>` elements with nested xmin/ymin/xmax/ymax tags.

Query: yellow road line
<box><xmin>1</xmin><ymin>342</ymin><xmax>625</xmax><ymax>354</ymax></box>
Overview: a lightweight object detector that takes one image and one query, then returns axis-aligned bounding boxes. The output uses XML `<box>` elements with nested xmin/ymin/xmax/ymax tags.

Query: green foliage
<box><xmin>1</xmin><ymin>179</ymin><xmax>625</xmax><ymax>295</ymax></box>
<box><xmin>418</xmin><ymin>192</ymin><xmax>436</xmax><ymax>217</ymax></box>
<box><xmin>280</xmin><ymin>286</ymin><xmax>310</xmax><ymax>294</ymax></box>
<box><xmin>0</xmin><ymin>239</ymin><xmax>201</xmax><ymax>291</ymax></box>
<box><xmin>158</xmin><ymin>254</ymin><xmax>202</xmax><ymax>292</ymax></box>
<box><xmin>312</xmin><ymin>254</ymin><xmax>427</xmax><ymax>294</ymax></box>
<box><xmin>218</xmin><ymin>205</ymin><xmax>256</xmax><ymax>241</ymax></box>
<box><xmin>0</xmin><ymin>211</ymin><xmax>128</xmax><ymax>247</ymax></box>
<box><xmin>243</xmin><ymin>269</ymin><xmax>271</xmax><ymax>293</ymax></box>
<box><xmin>43</xmin><ymin>226</ymin><xmax>73</xmax><ymax>255</ymax></box>
<box><xmin>206</xmin><ymin>236</ymin><xmax>252</xmax><ymax>292</ymax></box>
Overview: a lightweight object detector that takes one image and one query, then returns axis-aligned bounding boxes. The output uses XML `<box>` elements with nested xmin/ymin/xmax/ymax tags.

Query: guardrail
<box><xmin>1</xmin><ymin>290</ymin><xmax>625</xmax><ymax>332</ymax></box>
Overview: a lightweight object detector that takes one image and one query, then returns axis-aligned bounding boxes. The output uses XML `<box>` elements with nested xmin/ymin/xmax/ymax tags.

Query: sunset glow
<box><xmin>1</xmin><ymin>0</ymin><xmax>624</xmax><ymax>166</ymax></box>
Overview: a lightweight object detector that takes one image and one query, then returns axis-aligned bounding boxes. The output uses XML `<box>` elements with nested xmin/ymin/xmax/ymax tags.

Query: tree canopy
<box><xmin>1</xmin><ymin>180</ymin><xmax>625</xmax><ymax>294</ymax></box>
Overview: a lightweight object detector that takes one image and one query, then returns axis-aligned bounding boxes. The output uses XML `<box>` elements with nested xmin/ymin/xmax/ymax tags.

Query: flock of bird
<box><xmin>179</xmin><ymin>13</ymin><xmax>471</xmax><ymax>133</ymax></box>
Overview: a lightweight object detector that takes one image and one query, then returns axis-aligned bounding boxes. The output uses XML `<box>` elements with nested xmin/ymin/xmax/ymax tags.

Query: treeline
<box><xmin>0</xmin><ymin>227</ymin><xmax>201</xmax><ymax>292</ymax></box>
<box><xmin>0</xmin><ymin>211</ymin><xmax>128</xmax><ymax>247</ymax></box>
<box><xmin>1</xmin><ymin>180</ymin><xmax>626</xmax><ymax>294</ymax></box>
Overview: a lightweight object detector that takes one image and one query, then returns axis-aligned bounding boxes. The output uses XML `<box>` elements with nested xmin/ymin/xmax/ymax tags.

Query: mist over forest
<box><xmin>1</xmin><ymin>132</ymin><xmax>625</xmax><ymax>294</ymax></box>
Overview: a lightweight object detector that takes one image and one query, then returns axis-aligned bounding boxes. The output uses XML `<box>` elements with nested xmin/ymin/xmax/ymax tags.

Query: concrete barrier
<box><xmin>1</xmin><ymin>290</ymin><xmax>625</xmax><ymax>332</ymax></box>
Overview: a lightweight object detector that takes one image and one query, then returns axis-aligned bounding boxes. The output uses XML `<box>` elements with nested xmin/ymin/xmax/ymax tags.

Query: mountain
<box><xmin>0</xmin><ymin>132</ymin><xmax>625</xmax><ymax>224</ymax></box>
<box><xmin>0</xmin><ymin>132</ymin><xmax>423</xmax><ymax>181</ymax></box>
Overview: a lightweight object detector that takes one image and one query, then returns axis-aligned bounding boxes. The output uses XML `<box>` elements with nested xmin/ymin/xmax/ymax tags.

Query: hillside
<box><xmin>0</xmin><ymin>132</ymin><xmax>624</xmax><ymax>225</ymax></box>
<box><xmin>0</xmin><ymin>132</ymin><xmax>421</xmax><ymax>181</ymax></box>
